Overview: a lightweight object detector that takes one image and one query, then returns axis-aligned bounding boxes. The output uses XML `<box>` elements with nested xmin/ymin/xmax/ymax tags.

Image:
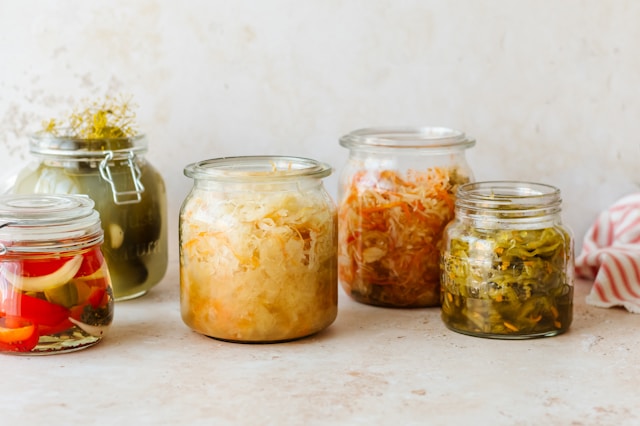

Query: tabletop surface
<box><xmin>3</xmin><ymin>254</ymin><xmax>639</xmax><ymax>426</ymax></box>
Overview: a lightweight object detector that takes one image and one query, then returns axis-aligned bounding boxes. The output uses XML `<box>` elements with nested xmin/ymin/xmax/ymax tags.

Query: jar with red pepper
<box><xmin>0</xmin><ymin>194</ymin><xmax>114</xmax><ymax>354</ymax></box>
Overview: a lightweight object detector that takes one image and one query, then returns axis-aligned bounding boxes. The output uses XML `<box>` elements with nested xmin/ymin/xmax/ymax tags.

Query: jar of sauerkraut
<box><xmin>441</xmin><ymin>181</ymin><xmax>574</xmax><ymax>339</ymax></box>
<box><xmin>338</xmin><ymin>127</ymin><xmax>475</xmax><ymax>308</ymax></box>
<box><xmin>180</xmin><ymin>156</ymin><xmax>338</xmax><ymax>343</ymax></box>
<box><xmin>0</xmin><ymin>194</ymin><xmax>113</xmax><ymax>354</ymax></box>
<box><xmin>10</xmin><ymin>133</ymin><xmax>168</xmax><ymax>301</ymax></box>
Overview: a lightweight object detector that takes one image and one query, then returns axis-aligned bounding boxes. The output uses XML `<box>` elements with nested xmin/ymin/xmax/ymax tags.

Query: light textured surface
<box><xmin>2</xmin><ymin>2</ymin><xmax>640</xmax><ymax>424</ymax></box>
<box><xmin>1</xmin><ymin>257</ymin><xmax>639</xmax><ymax>425</ymax></box>
<box><xmin>1</xmin><ymin>1</ymin><xmax>640</xmax><ymax>252</ymax></box>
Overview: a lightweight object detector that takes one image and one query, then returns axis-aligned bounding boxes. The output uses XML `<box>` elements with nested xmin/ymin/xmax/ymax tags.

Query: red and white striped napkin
<box><xmin>575</xmin><ymin>193</ymin><xmax>640</xmax><ymax>313</ymax></box>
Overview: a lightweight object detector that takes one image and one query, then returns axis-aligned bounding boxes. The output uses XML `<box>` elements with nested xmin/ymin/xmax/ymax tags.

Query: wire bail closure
<box><xmin>99</xmin><ymin>150</ymin><xmax>145</xmax><ymax>205</ymax></box>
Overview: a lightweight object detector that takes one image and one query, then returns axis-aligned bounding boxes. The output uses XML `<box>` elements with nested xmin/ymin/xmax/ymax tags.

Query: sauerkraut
<box><xmin>338</xmin><ymin>168</ymin><xmax>469</xmax><ymax>307</ymax></box>
<box><xmin>180</xmin><ymin>187</ymin><xmax>337</xmax><ymax>342</ymax></box>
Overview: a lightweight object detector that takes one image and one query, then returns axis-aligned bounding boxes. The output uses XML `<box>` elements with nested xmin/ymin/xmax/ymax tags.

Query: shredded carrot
<box><xmin>338</xmin><ymin>167</ymin><xmax>469</xmax><ymax>306</ymax></box>
<box><xmin>529</xmin><ymin>314</ymin><xmax>542</xmax><ymax>323</ymax></box>
<box><xmin>503</xmin><ymin>321</ymin><xmax>519</xmax><ymax>332</ymax></box>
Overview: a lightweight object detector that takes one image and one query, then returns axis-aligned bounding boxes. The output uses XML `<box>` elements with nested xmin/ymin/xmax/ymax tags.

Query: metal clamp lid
<box><xmin>99</xmin><ymin>151</ymin><xmax>145</xmax><ymax>205</ymax></box>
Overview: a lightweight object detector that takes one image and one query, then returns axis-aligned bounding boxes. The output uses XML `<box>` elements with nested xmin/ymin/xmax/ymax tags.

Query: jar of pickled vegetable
<box><xmin>10</xmin><ymin>133</ymin><xmax>168</xmax><ymax>301</ymax></box>
<box><xmin>440</xmin><ymin>181</ymin><xmax>574</xmax><ymax>339</ymax></box>
<box><xmin>180</xmin><ymin>156</ymin><xmax>338</xmax><ymax>343</ymax></box>
<box><xmin>338</xmin><ymin>127</ymin><xmax>475</xmax><ymax>308</ymax></box>
<box><xmin>0</xmin><ymin>194</ymin><xmax>114</xmax><ymax>354</ymax></box>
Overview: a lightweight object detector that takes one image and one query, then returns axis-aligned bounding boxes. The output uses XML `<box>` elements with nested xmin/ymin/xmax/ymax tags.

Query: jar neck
<box><xmin>0</xmin><ymin>227</ymin><xmax>103</xmax><ymax>255</ymax></box>
<box><xmin>454</xmin><ymin>181</ymin><xmax>563</xmax><ymax>228</ymax></box>
<box><xmin>185</xmin><ymin>156</ymin><xmax>333</xmax><ymax>193</ymax></box>
<box><xmin>347</xmin><ymin>148</ymin><xmax>470</xmax><ymax>169</ymax></box>
<box><xmin>38</xmin><ymin>151</ymin><xmax>146</xmax><ymax>164</ymax></box>
<box><xmin>340</xmin><ymin>126</ymin><xmax>476</xmax><ymax>153</ymax></box>
<box><xmin>193</xmin><ymin>177</ymin><xmax>327</xmax><ymax>193</ymax></box>
<box><xmin>29</xmin><ymin>133</ymin><xmax>148</xmax><ymax>159</ymax></box>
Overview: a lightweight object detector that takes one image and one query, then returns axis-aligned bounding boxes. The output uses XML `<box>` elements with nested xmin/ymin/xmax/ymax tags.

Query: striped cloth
<box><xmin>575</xmin><ymin>193</ymin><xmax>640</xmax><ymax>313</ymax></box>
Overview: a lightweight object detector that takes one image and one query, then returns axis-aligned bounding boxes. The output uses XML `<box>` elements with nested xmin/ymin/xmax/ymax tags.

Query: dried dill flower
<box><xmin>42</xmin><ymin>95</ymin><xmax>138</xmax><ymax>139</ymax></box>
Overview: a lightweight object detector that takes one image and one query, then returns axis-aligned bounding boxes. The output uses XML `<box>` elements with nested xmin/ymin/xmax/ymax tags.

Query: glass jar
<box><xmin>10</xmin><ymin>133</ymin><xmax>168</xmax><ymax>301</ymax></box>
<box><xmin>338</xmin><ymin>127</ymin><xmax>475</xmax><ymax>308</ymax></box>
<box><xmin>440</xmin><ymin>181</ymin><xmax>574</xmax><ymax>339</ymax></box>
<box><xmin>0</xmin><ymin>194</ymin><xmax>114</xmax><ymax>354</ymax></box>
<box><xmin>180</xmin><ymin>156</ymin><xmax>338</xmax><ymax>343</ymax></box>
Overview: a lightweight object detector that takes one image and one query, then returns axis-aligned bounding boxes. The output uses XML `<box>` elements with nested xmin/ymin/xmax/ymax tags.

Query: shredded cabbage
<box><xmin>180</xmin><ymin>187</ymin><xmax>337</xmax><ymax>342</ymax></box>
<box><xmin>338</xmin><ymin>167</ymin><xmax>469</xmax><ymax>307</ymax></box>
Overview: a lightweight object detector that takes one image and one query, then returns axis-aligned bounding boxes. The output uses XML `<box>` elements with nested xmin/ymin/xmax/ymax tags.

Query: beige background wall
<box><xmin>1</xmin><ymin>0</ymin><xmax>639</xmax><ymax>253</ymax></box>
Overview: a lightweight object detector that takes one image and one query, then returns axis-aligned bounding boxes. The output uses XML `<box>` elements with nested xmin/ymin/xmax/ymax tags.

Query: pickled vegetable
<box><xmin>338</xmin><ymin>168</ymin><xmax>469</xmax><ymax>307</ymax></box>
<box><xmin>441</xmin><ymin>227</ymin><xmax>573</xmax><ymax>338</ymax></box>
<box><xmin>11</xmin><ymin>160</ymin><xmax>167</xmax><ymax>300</ymax></box>
<box><xmin>180</xmin><ymin>188</ymin><xmax>337</xmax><ymax>342</ymax></box>
<box><xmin>0</xmin><ymin>247</ymin><xmax>113</xmax><ymax>353</ymax></box>
<box><xmin>9</xmin><ymin>96</ymin><xmax>168</xmax><ymax>300</ymax></box>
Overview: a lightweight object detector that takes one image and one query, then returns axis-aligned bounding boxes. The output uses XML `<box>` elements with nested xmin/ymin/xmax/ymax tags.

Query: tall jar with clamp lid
<box><xmin>9</xmin><ymin>133</ymin><xmax>168</xmax><ymax>301</ymax></box>
<box><xmin>0</xmin><ymin>194</ymin><xmax>114</xmax><ymax>354</ymax></box>
<box><xmin>338</xmin><ymin>127</ymin><xmax>475</xmax><ymax>307</ymax></box>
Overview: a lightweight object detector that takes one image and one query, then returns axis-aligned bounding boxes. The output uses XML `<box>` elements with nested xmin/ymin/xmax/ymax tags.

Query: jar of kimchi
<box><xmin>0</xmin><ymin>194</ymin><xmax>113</xmax><ymax>354</ymax></box>
<box><xmin>180</xmin><ymin>156</ymin><xmax>338</xmax><ymax>343</ymax></box>
<box><xmin>441</xmin><ymin>181</ymin><xmax>574</xmax><ymax>338</ymax></box>
<box><xmin>338</xmin><ymin>127</ymin><xmax>475</xmax><ymax>307</ymax></box>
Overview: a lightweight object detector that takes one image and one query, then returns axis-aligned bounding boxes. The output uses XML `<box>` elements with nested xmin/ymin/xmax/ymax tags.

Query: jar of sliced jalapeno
<box><xmin>0</xmin><ymin>194</ymin><xmax>114</xmax><ymax>354</ymax></box>
<box><xmin>440</xmin><ymin>181</ymin><xmax>574</xmax><ymax>339</ymax></box>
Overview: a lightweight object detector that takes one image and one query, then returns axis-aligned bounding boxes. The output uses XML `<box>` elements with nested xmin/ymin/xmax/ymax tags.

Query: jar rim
<box><xmin>456</xmin><ymin>181</ymin><xmax>562</xmax><ymax>212</ymax></box>
<box><xmin>339</xmin><ymin>126</ymin><xmax>475</xmax><ymax>152</ymax></box>
<box><xmin>29</xmin><ymin>131</ymin><xmax>147</xmax><ymax>157</ymax></box>
<box><xmin>184</xmin><ymin>156</ymin><xmax>333</xmax><ymax>182</ymax></box>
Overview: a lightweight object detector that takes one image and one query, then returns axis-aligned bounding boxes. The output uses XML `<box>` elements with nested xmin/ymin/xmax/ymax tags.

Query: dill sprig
<box><xmin>42</xmin><ymin>95</ymin><xmax>138</xmax><ymax>139</ymax></box>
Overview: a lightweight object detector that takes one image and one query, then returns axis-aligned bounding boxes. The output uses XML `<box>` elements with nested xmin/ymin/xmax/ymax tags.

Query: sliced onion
<box><xmin>68</xmin><ymin>317</ymin><xmax>110</xmax><ymax>337</ymax></box>
<box><xmin>2</xmin><ymin>255</ymin><xmax>83</xmax><ymax>292</ymax></box>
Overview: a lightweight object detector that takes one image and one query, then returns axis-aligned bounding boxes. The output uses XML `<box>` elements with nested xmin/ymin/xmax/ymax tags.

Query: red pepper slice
<box><xmin>1</xmin><ymin>291</ymin><xmax>70</xmax><ymax>327</ymax></box>
<box><xmin>76</xmin><ymin>247</ymin><xmax>106</xmax><ymax>278</ymax></box>
<box><xmin>87</xmin><ymin>287</ymin><xmax>108</xmax><ymax>309</ymax></box>
<box><xmin>3</xmin><ymin>256</ymin><xmax>76</xmax><ymax>278</ymax></box>
<box><xmin>0</xmin><ymin>317</ymin><xmax>39</xmax><ymax>352</ymax></box>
